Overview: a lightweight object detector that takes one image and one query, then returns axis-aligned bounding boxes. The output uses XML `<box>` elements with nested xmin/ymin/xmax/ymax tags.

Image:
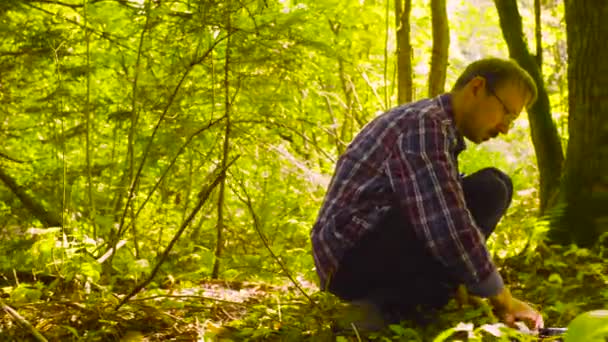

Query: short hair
<box><xmin>452</xmin><ymin>58</ymin><xmax>538</xmax><ymax>107</ymax></box>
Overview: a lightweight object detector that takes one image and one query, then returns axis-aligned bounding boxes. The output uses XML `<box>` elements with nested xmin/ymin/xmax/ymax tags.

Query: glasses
<box><xmin>487</xmin><ymin>87</ymin><xmax>517</xmax><ymax>129</ymax></box>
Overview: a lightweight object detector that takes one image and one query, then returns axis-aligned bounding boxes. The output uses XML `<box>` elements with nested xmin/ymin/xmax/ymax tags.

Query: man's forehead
<box><xmin>499</xmin><ymin>81</ymin><xmax>531</xmax><ymax>113</ymax></box>
<box><xmin>501</xmin><ymin>81</ymin><xmax>531</xmax><ymax>99</ymax></box>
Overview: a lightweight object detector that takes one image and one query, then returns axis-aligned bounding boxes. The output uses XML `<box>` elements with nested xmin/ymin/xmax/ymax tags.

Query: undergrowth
<box><xmin>0</xmin><ymin>240</ymin><xmax>606</xmax><ymax>341</ymax></box>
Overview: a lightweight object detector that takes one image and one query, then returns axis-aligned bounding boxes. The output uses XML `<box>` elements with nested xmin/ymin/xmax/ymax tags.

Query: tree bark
<box><xmin>493</xmin><ymin>0</ymin><xmax>564</xmax><ymax>213</ymax></box>
<box><xmin>534</xmin><ymin>0</ymin><xmax>542</xmax><ymax>67</ymax></box>
<box><xmin>549</xmin><ymin>1</ymin><xmax>608</xmax><ymax>245</ymax></box>
<box><xmin>0</xmin><ymin>166</ymin><xmax>61</xmax><ymax>227</ymax></box>
<box><xmin>212</xmin><ymin>1</ymin><xmax>232</xmax><ymax>279</ymax></box>
<box><xmin>395</xmin><ymin>0</ymin><xmax>413</xmax><ymax>104</ymax></box>
<box><xmin>428</xmin><ymin>0</ymin><xmax>449</xmax><ymax>97</ymax></box>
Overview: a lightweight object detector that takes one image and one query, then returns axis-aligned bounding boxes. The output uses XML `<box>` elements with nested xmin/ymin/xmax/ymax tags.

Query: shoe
<box><xmin>335</xmin><ymin>299</ymin><xmax>387</xmax><ymax>333</ymax></box>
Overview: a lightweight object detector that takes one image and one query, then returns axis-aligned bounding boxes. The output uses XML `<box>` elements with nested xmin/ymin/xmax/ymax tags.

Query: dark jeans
<box><xmin>327</xmin><ymin>167</ymin><xmax>513</xmax><ymax>319</ymax></box>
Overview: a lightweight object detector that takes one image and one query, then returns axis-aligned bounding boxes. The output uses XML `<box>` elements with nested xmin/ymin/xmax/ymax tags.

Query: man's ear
<box><xmin>468</xmin><ymin>76</ymin><xmax>486</xmax><ymax>97</ymax></box>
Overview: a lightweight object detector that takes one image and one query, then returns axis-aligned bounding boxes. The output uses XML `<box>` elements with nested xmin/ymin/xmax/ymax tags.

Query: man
<box><xmin>310</xmin><ymin>58</ymin><xmax>544</xmax><ymax>330</ymax></box>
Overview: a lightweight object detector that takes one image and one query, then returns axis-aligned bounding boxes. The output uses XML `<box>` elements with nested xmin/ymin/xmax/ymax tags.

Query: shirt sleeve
<box><xmin>385</xmin><ymin>115</ymin><xmax>504</xmax><ymax>297</ymax></box>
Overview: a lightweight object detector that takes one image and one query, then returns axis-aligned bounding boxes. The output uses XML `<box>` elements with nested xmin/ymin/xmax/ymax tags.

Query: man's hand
<box><xmin>489</xmin><ymin>287</ymin><xmax>544</xmax><ymax>330</ymax></box>
<box><xmin>503</xmin><ymin>298</ymin><xmax>544</xmax><ymax>330</ymax></box>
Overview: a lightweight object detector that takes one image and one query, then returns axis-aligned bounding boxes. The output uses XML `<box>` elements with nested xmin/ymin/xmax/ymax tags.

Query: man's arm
<box><xmin>386</xmin><ymin>114</ymin><xmax>543</xmax><ymax>329</ymax></box>
<box><xmin>385</xmin><ymin>115</ymin><xmax>502</xmax><ymax>297</ymax></box>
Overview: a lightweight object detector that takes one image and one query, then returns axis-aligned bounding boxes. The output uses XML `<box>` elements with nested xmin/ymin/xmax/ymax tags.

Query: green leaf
<box><xmin>388</xmin><ymin>324</ymin><xmax>407</xmax><ymax>335</ymax></box>
<box><xmin>60</xmin><ymin>325</ymin><xmax>80</xmax><ymax>338</ymax></box>
<box><xmin>433</xmin><ymin>327</ymin><xmax>457</xmax><ymax>342</ymax></box>
<box><xmin>548</xmin><ymin>273</ymin><xmax>563</xmax><ymax>284</ymax></box>
<box><xmin>10</xmin><ymin>284</ymin><xmax>42</xmax><ymax>304</ymax></box>
<box><xmin>388</xmin><ymin>324</ymin><xmax>421</xmax><ymax>340</ymax></box>
<box><xmin>565</xmin><ymin>310</ymin><xmax>608</xmax><ymax>342</ymax></box>
<box><xmin>80</xmin><ymin>261</ymin><xmax>101</xmax><ymax>283</ymax></box>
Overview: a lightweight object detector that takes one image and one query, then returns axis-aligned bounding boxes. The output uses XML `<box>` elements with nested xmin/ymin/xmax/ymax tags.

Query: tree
<box><xmin>549</xmin><ymin>1</ymin><xmax>608</xmax><ymax>245</ymax></box>
<box><xmin>493</xmin><ymin>0</ymin><xmax>564</xmax><ymax>213</ymax></box>
<box><xmin>0</xmin><ymin>166</ymin><xmax>61</xmax><ymax>227</ymax></box>
<box><xmin>395</xmin><ymin>0</ymin><xmax>413</xmax><ymax>104</ymax></box>
<box><xmin>212</xmin><ymin>0</ymin><xmax>234</xmax><ymax>279</ymax></box>
<box><xmin>428</xmin><ymin>0</ymin><xmax>449</xmax><ymax>97</ymax></box>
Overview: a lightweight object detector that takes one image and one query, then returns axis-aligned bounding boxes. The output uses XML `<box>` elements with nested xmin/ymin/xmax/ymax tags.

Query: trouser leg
<box><xmin>461</xmin><ymin>167</ymin><xmax>513</xmax><ymax>239</ymax></box>
<box><xmin>327</xmin><ymin>167</ymin><xmax>514</xmax><ymax>322</ymax></box>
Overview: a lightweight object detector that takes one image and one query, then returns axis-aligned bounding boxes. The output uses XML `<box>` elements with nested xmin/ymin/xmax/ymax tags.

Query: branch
<box><xmin>27</xmin><ymin>0</ymin><xmax>83</xmax><ymax>9</ymax></box>
<box><xmin>231</xmin><ymin>118</ymin><xmax>337</xmax><ymax>163</ymax></box>
<box><xmin>119</xmin><ymin>116</ymin><xmax>226</xmax><ymax>236</ymax></box>
<box><xmin>230</xmin><ymin>174</ymin><xmax>317</xmax><ymax>308</ymax></box>
<box><xmin>0</xmin><ymin>298</ymin><xmax>48</xmax><ymax>342</ymax></box>
<box><xmin>115</xmin><ymin>34</ymin><xmax>229</xmax><ymax>242</ymax></box>
<box><xmin>129</xmin><ymin>294</ymin><xmax>249</xmax><ymax>306</ymax></box>
<box><xmin>0</xmin><ymin>166</ymin><xmax>61</xmax><ymax>227</ymax></box>
<box><xmin>115</xmin><ymin>156</ymin><xmax>239</xmax><ymax>310</ymax></box>
<box><xmin>0</xmin><ymin>151</ymin><xmax>26</xmax><ymax>163</ymax></box>
<box><xmin>96</xmin><ymin>240</ymin><xmax>127</xmax><ymax>264</ymax></box>
<box><xmin>23</xmin><ymin>2</ymin><xmax>134</xmax><ymax>52</ymax></box>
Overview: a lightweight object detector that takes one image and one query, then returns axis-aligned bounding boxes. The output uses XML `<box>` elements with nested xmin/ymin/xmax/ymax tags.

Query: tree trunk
<box><xmin>428</xmin><ymin>0</ymin><xmax>449</xmax><ymax>97</ymax></box>
<box><xmin>0</xmin><ymin>166</ymin><xmax>61</xmax><ymax>227</ymax></box>
<box><xmin>549</xmin><ymin>1</ymin><xmax>608</xmax><ymax>246</ymax></box>
<box><xmin>534</xmin><ymin>0</ymin><xmax>542</xmax><ymax>67</ymax></box>
<box><xmin>395</xmin><ymin>0</ymin><xmax>413</xmax><ymax>104</ymax></box>
<box><xmin>212</xmin><ymin>2</ymin><xmax>232</xmax><ymax>279</ymax></box>
<box><xmin>493</xmin><ymin>0</ymin><xmax>564</xmax><ymax>213</ymax></box>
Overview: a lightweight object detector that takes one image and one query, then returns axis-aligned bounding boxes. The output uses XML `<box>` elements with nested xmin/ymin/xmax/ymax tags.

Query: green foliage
<box><xmin>0</xmin><ymin>0</ymin><xmax>594</xmax><ymax>341</ymax></box>
<box><xmin>9</xmin><ymin>283</ymin><xmax>43</xmax><ymax>304</ymax></box>
<box><xmin>565</xmin><ymin>310</ymin><xmax>608</xmax><ymax>342</ymax></box>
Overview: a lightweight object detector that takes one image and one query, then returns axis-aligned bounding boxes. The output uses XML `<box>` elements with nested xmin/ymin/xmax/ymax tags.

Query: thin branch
<box><xmin>358</xmin><ymin>68</ymin><xmax>385</xmax><ymax>110</ymax></box>
<box><xmin>96</xmin><ymin>240</ymin><xmax>127</xmax><ymax>264</ymax></box>
<box><xmin>231</xmin><ymin>175</ymin><xmax>317</xmax><ymax>308</ymax></box>
<box><xmin>318</xmin><ymin>91</ymin><xmax>346</xmax><ymax>155</ymax></box>
<box><xmin>84</xmin><ymin>0</ymin><xmax>96</xmax><ymax>238</ymax></box>
<box><xmin>28</xmin><ymin>0</ymin><xmax>83</xmax><ymax>9</ymax></box>
<box><xmin>124</xmin><ymin>0</ymin><xmax>152</xmax><ymax>261</ymax></box>
<box><xmin>131</xmin><ymin>294</ymin><xmax>308</xmax><ymax>307</ymax></box>
<box><xmin>115</xmin><ymin>156</ymin><xmax>239</xmax><ymax>310</ymax></box>
<box><xmin>23</xmin><ymin>2</ymin><xmax>134</xmax><ymax>52</ymax></box>
<box><xmin>0</xmin><ymin>151</ymin><xmax>26</xmax><ymax>163</ymax></box>
<box><xmin>0</xmin><ymin>48</ymin><xmax>53</xmax><ymax>57</ymax></box>
<box><xmin>212</xmin><ymin>7</ymin><xmax>233</xmax><ymax>279</ymax></box>
<box><xmin>0</xmin><ymin>298</ymin><xmax>48</xmax><ymax>342</ymax></box>
<box><xmin>120</xmin><ymin>116</ymin><xmax>226</xmax><ymax>236</ymax></box>
<box><xmin>129</xmin><ymin>294</ymin><xmax>249</xmax><ymax>306</ymax></box>
<box><xmin>115</xmin><ymin>35</ymin><xmax>228</xmax><ymax>242</ymax></box>
<box><xmin>231</xmin><ymin>118</ymin><xmax>337</xmax><ymax>163</ymax></box>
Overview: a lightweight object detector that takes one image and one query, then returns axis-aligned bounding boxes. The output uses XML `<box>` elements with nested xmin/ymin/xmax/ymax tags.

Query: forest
<box><xmin>0</xmin><ymin>0</ymin><xmax>606</xmax><ymax>341</ymax></box>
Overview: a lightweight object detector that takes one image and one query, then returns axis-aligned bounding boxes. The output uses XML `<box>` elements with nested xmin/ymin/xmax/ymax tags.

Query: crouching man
<box><xmin>311</xmin><ymin>58</ymin><xmax>544</xmax><ymax>330</ymax></box>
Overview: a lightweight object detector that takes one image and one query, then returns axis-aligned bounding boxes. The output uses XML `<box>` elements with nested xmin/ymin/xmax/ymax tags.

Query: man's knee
<box><xmin>461</xmin><ymin>167</ymin><xmax>514</xmax><ymax>237</ymax></box>
<box><xmin>478</xmin><ymin>167</ymin><xmax>513</xmax><ymax>205</ymax></box>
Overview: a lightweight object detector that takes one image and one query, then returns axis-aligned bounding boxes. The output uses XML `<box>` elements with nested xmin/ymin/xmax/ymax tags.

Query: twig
<box><xmin>0</xmin><ymin>298</ymin><xmax>48</xmax><ymax>342</ymax></box>
<box><xmin>121</xmin><ymin>116</ymin><xmax>226</xmax><ymax>235</ymax></box>
<box><xmin>351</xmin><ymin>322</ymin><xmax>362</xmax><ymax>342</ymax></box>
<box><xmin>115</xmin><ymin>156</ymin><xmax>239</xmax><ymax>310</ymax></box>
<box><xmin>231</xmin><ymin>177</ymin><xmax>317</xmax><ymax>308</ymax></box>
<box><xmin>113</xmin><ymin>34</ymin><xmax>229</xmax><ymax>253</ymax></box>
<box><xmin>12</xmin><ymin>269</ymin><xmax>19</xmax><ymax>286</ymax></box>
<box><xmin>28</xmin><ymin>0</ymin><xmax>83</xmax><ymax>9</ymax></box>
<box><xmin>129</xmin><ymin>294</ymin><xmax>248</xmax><ymax>307</ymax></box>
<box><xmin>0</xmin><ymin>151</ymin><xmax>26</xmax><ymax>163</ymax></box>
<box><xmin>96</xmin><ymin>240</ymin><xmax>127</xmax><ymax>264</ymax></box>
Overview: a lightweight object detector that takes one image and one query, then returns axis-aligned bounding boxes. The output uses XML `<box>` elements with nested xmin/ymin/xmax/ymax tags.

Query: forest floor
<box><xmin>0</xmin><ymin>242</ymin><xmax>606</xmax><ymax>341</ymax></box>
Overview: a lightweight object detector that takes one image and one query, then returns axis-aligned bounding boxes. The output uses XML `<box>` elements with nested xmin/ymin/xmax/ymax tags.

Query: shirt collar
<box><xmin>438</xmin><ymin>93</ymin><xmax>466</xmax><ymax>154</ymax></box>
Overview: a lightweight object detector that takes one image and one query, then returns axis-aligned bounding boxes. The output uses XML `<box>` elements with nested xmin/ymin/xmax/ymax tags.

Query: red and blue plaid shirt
<box><xmin>311</xmin><ymin>94</ymin><xmax>503</xmax><ymax>297</ymax></box>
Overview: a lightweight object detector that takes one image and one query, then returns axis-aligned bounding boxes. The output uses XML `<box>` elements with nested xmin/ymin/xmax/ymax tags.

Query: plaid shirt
<box><xmin>311</xmin><ymin>94</ymin><xmax>503</xmax><ymax>297</ymax></box>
